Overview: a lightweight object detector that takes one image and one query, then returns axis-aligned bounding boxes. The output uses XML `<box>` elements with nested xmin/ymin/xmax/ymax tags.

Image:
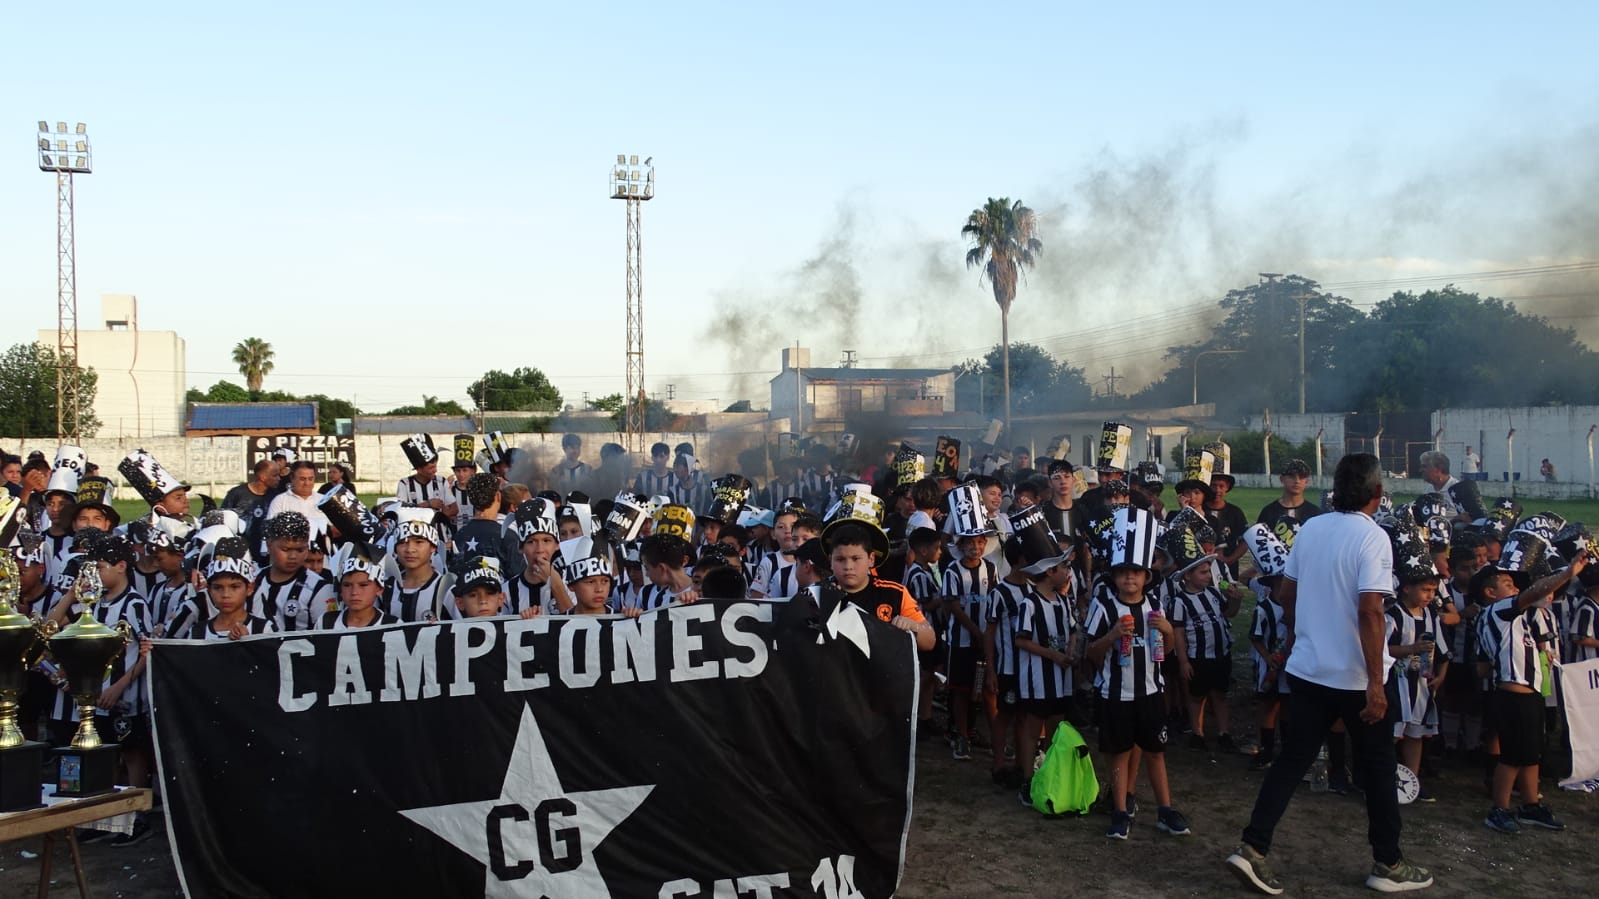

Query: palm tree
<box><xmin>962</xmin><ymin>198</ymin><xmax>1041</xmax><ymax>440</ymax></box>
<box><xmin>232</xmin><ymin>337</ymin><xmax>275</xmax><ymax>394</ymax></box>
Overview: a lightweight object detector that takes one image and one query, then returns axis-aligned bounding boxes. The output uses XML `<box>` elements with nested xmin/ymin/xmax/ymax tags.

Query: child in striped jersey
<box><xmin>1013</xmin><ymin>551</ymin><xmax>1079</xmax><ymax>802</ymax></box>
<box><xmin>324</xmin><ymin>545</ymin><xmax>392</xmax><ymax>630</ymax></box>
<box><xmin>1084</xmin><ymin>508</ymin><xmax>1189</xmax><ymax>841</ymax></box>
<box><xmin>252</xmin><ymin>512</ymin><xmax>338</xmax><ymax>632</ymax></box>
<box><xmin>1243</xmin><ymin>523</ymin><xmax>1294</xmax><ymax>772</ymax></box>
<box><xmin>761</xmin><ymin>514</ymin><xmax>821</xmax><ymax>600</ymax></box>
<box><xmin>942</xmin><ymin>529</ymin><xmax>998</xmax><ymax>761</ymax></box>
<box><xmin>985</xmin><ymin>536</ymin><xmax>1033</xmax><ymax>788</ymax></box>
<box><xmin>1476</xmin><ymin>548</ymin><xmax>1590</xmax><ymax>834</ymax></box>
<box><xmin>1565</xmin><ymin>567</ymin><xmax>1599</xmax><ymax>663</ymax></box>
<box><xmin>1387</xmin><ymin>572</ymin><xmax>1449</xmax><ymax>801</ymax></box>
<box><xmin>903</xmin><ymin>527</ymin><xmax>945</xmax><ymax>736</ymax></box>
<box><xmin>505</xmin><ymin>499</ymin><xmax>572</xmax><ymax>617</ymax></box>
<box><xmin>1169</xmin><ymin>538</ymin><xmax>1245</xmax><ymax>754</ymax></box>
<box><xmin>749</xmin><ymin>509</ymin><xmax>800</xmax><ymax>599</ymax></box>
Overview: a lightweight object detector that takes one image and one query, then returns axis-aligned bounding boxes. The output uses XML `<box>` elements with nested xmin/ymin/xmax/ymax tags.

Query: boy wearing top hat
<box><xmin>562</xmin><ymin>532</ymin><xmax>621</xmax><ymax>615</ymax></box>
<box><xmin>1167</xmin><ymin>525</ymin><xmax>1246</xmax><ymax>754</ymax></box>
<box><xmin>384</xmin><ymin>508</ymin><xmax>454</xmax><ymax>622</ymax></box>
<box><xmin>1013</xmin><ymin>528</ymin><xmax>1079</xmax><ymax>802</ymax></box>
<box><xmin>1084</xmin><ymin>507</ymin><xmax>1190</xmax><ymax>840</ymax></box>
<box><xmin>397</xmin><ymin>434</ymin><xmax>457</xmax><ymax>521</ymax></box>
<box><xmin>1387</xmin><ymin>522</ymin><xmax>1450</xmax><ymax>802</ymax></box>
<box><xmin>941</xmin><ymin>482</ymin><xmax>1000</xmax><ymax>760</ymax></box>
<box><xmin>817</xmin><ymin>492</ymin><xmax>935</xmax><ymax>653</ymax></box>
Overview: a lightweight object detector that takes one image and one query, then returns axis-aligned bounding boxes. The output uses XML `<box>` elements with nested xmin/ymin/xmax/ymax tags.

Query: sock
<box><xmin>1259</xmin><ymin>727</ymin><xmax>1275</xmax><ymax>755</ymax></box>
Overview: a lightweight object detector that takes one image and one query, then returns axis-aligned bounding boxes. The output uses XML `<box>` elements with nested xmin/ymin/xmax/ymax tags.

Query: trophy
<box><xmin>0</xmin><ymin>554</ymin><xmax>54</xmax><ymax>810</ymax></box>
<box><xmin>46</xmin><ymin>564</ymin><xmax>132</xmax><ymax>797</ymax></box>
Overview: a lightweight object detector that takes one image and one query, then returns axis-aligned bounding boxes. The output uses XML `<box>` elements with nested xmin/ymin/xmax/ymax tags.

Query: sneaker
<box><xmin>1218</xmin><ymin>733</ymin><xmax>1239</xmax><ymax>753</ymax></box>
<box><xmin>1018</xmin><ymin>781</ymin><xmax>1034</xmax><ymax>808</ymax></box>
<box><xmin>967</xmin><ymin>729</ymin><xmax>986</xmax><ymax>749</ymax></box>
<box><xmin>1516</xmin><ymin>803</ymin><xmax>1566</xmax><ymax>831</ymax></box>
<box><xmin>1365</xmin><ymin>858</ymin><xmax>1433</xmax><ymax>892</ymax></box>
<box><xmin>1188</xmin><ymin>733</ymin><xmax>1209</xmax><ymax>752</ymax></box>
<box><xmin>1328</xmin><ymin>771</ymin><xmax>1352</xmax><ymax>795</ymax></box>
<box><xmin>1483</xmin><ymin>807</ymin><xmax>1520</xmax><ymax>834</ymax></box>
<box><xmin>1126</xmin><ymin>793</ymin><xmax>1138</xmax><ymax>820</ymax></box>
<box><xmin>1106</xmin><ymin>810</ymin><xmax>1131</xmax><ymax>840</ymax></box>
<box><xmin>1156</xmin><ymin>806</ymin><xmax>1192</xmax><ymax>836</ymax></box>
<box><xmin>108</xmin><ymin>818</ymin><xmax>153</xmax><ymax>848</ymax></box>
<box><xmin>952</xmin><ymin>736</ymin><xmax>972</xmax><ymax>761</ymax></box>
<box><xmin>1414</xmin><ymin>784</ymin><xmax>1437</xmax><ymax>803</ymax></box>
<box><xmin>1249</xmin><ymin>752</ymin><xmax>1274</xmax><ymax>772</ymax></box>
<box><xmin>1003</xmin><ymin>744</ymin><xmax>1016</xmax><ymax>762</ymax></box>
<box><xmin>1226</xmin><ymin>843</ymin><xmax>1285</xmax><ymax>896</ymax></box>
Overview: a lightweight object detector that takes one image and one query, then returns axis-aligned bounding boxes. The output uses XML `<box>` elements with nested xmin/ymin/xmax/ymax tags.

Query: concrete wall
<box><xmin>1217</xmin><ymin>473</ymin><xmax>1599</xmax><ymax>501</ymax></box>
<box><xmin>1243</xmin><ymin>413</ymin><xmax>1348</xmax><ymax>449</ymax></box>
<box><xmin>1433</xmin><ymin>406</ymin><xmax>1599</xmax><ymax>487</ymax></box>
<box><xmin>39</xmin><ymin>326</ymin><xmax>187</xmax><ymax>439</ymax></box>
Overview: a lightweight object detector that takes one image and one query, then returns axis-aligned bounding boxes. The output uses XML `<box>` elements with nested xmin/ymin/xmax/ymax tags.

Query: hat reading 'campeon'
<box><xmin>453</xmin><ymin>554</ymin><xmax>505</xmax><ymax>596</ymax></box>
<box><xmin>604</xmin><ymin>493</ymin><xmax>651</xmax><ymax>542</ymax></box>
<box><xmin>1008</xmin><ymin>504</ymin><xmax>1067</xmax><ymax>574</ymax></box>
<box><xmin>1097</xmin><ymin>422</ymin><xmax>1133</xmax><ymax>473</ymax></box>
<box><xmin>45</xmin><ymin>465</ymin><xmax>79</xmax><ymax>498</ymax></box>
<box><xmin>945</xmin><ymin>482</ymin><xmax>998</xmax><ymax>539</ymax></box>
<box><xmin>511</xmin><ymin>498</ymin><xmax>560</xmax><ymax>543</ymax></box>
<box><xmin>391</xmin><ymin>507</ymin><xmax>441</xmax><ymax>546</ymax></box>
<box><xmin>894</xmin><ymin>443</ymin><xmax>927</xmax><ymax>487</ymax></box>
<box><xmin>821</xmin><ymin>487</ymin><xmax>889</xmax><ymax>560</ymax></box>
<box><xmin>705</xmin><ymin>474</ymin><xmax>752</xmax><ymax>524</ymax></box>
<box><xmin>400</xmin><ymin>434</ymin><xmax>439</xmax><ymax>470</ymax></box>
<box><xmin>317</xmin><ymin>485</ymin><xmax>375</xmax><ymax>545</ymax></box>
<box><xmin>119</xmin><ymin>448</ymin><xmax>189</xmax><ymax>507</ymax></box>
<box><xmin>1165</xmin><ymin>525</ymin><xmax>1215</xmax><ymax>575</ymax></box>
<box><xmin>1108</xmin><ymin>506</ymin><xmax>1160</xmax><ymax>571</ymax></box>
<box><xmin>560</xmin><ymin>531</ymin><xmax>614</xmax><ymax>582</ymax></box>
<box><xmin>1244</xmin><ymin>523</ymin><xmax>1290</xmax><ymax>578</ymax></box>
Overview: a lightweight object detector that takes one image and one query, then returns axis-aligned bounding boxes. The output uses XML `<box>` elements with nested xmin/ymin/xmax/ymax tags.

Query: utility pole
<box><xmin>1100</xmin><ymin>367</ymin><xmax>1123</xmax><ymax>403</ymax></box>
<box><xmin>1294</xmin><ymin>292</ymin><xmax>1312</xmax><ymax>414</ymax></box>
<box><xmin>666</xmin><ymin>383</ymin><xmax>676</xmax><ymax>401</ymax></box>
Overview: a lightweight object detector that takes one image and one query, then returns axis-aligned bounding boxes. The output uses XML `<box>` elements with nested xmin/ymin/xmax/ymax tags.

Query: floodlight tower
<box><xmin>610</xmin><ymin>154</ymin><xmax>654</xmax><ymax>452</ymax></box>
<box><xmin>37</xmin><ymin>121</ymin><xmax>92</xmax><ymax>441</ymax></box>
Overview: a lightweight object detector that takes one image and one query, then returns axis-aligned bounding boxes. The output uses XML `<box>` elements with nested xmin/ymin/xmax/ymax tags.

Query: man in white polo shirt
<box><xmin>1227</xmin><ymin>453</ymin><xmax>1433</xmax><ymax>895</ymax></box>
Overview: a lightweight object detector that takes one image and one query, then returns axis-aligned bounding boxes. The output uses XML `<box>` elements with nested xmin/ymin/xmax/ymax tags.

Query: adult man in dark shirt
<box><xmin>1256</xmin><ymin>459</ymin><xmax>1323</xmax><ymax>534</ymax></box>
<box><xmin>224</xmin><ymin>460</ymin><xmax>283</xmax><ymax>561</ymax></box>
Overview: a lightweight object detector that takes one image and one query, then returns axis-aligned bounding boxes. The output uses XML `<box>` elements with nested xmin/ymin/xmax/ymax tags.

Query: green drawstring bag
<box><xmin>1030</xmin><ymin>721</ymin><xmax>1100</xmax><ymax>817</ymax></box>
<box><xmin>1541</xmin><ymin>652</ymin><xmax>1554</xmax><ymax>698</ymax></box>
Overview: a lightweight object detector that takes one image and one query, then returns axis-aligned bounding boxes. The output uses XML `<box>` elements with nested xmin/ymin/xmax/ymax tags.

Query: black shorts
<box><xmin>995</xmin><ymin>673</ymin><xmax>1022</xmax><ymax>711</ymax></box>
<box><xmin>1492</xmin><ymin>690</ymin><xmax>1546</xmax><ymax>767</ymax></box>
<box><xmin>1189</xmin><ymin>656</ymin><xmax>1233</xmax><ymax>695</ymax></box>
<box><xmin>1099</xmin><ymin>694</ymin><xmax>1170</xmax><ymax>755</ymax></box>
<box><xmin>1021</xmin><ymin>695</ymin><xmax>1077</xmax><ymax>720</ymax></box>
<box><xmin>947</xmin><ymin>645</ymin><xmax>979</xmax><ymax>689</ymax></box>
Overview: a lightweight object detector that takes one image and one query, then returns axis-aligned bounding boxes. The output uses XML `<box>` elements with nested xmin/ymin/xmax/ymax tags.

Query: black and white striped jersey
<box><xmin>383</xmin><ymin>572</ymin><xmax>452</xmax><ymax>623</ymax></box>
<box><xmin>1565</xmin><ymin>594</ymin><xmax>1599</xmax><ymax>664</ymax></box>
<box><xmin>903</xmin><ymin>563</ymin><xmax>941</xmax><ymax>617</ymax></box>
<box><xmin>629</xmin><ymin>583</ymin><xmax>690</xmax><ymax>612</ymax></box>
<box><xmin>1015</xmin><ymin>591</ymin><xmax>1075</xmax><ymax>701</ymax></box>
<box><xmin>633</xmin><ymin>469</ymin><xmax>676</xmax><ymax>499</ymax></box>
<box><xmin>1249</xmin><ymin>586</ymin><xmax>1288</xmax><ymax>659</ymax></box>
<box><xmin>449</xmin><ymin>481</ymin><xmax>474</xmax><ymax>531</ymax></box>
<box><xmin>941</xmin><ymin>558</ymin><xmax>998</xmax><ymax>649</ymax></box>
<box><xmin>162</xmin><ymin>597</ymin><xmax>203</xmax><ymax>640</ymax></box>
<box><xmin>761</xmin><ymin>479</ymin><xmax>798</xmax><ymax>511</ymax></box>
<box><xmin>552</xmin><ymin>461</ymin><xmax>591</xmax><ymax>496</ymax></box>
<box><xmin>149</xmin><ymin>578</ymin><xmax>193</xmax><ymax>634</ymax></box>
<box><xmin>396</xmin><ymin>474</ymin><xmax>450</xmax><ymax>507</ymax></box>
<box><xmin>41</xmin><ymin>530</ymin><xmax>74</xmax><ymax>586</ymax></box>
<box><xmin>763</xmin><ymin>563</ymin><xmax>799</xmax><ymax>600</ymax></box>
<box><xmin>988</xmin><ymin>579</ymin><xmax>1033</xmax><ymax>677</ymax></box>
<box><xmin>751</xmin><ymin>551</ymin><xmax>790</xmax><ymax>597</ymax></box>
<box><xmin>1386</xmin><ymin>602</ymin><xmax>1449</xmax><ymax>670</ymax></box>
<box><xmin>129</xmin><ymin>565</ymin><xmax>163</xmax><ymax>602</ymax></box>
<box><xmin>1478</xmin><ymin>597</ymin><xmax>1557</xmax><ymax>691</ymax></box>
<box><xmin>1169</xmin><ymin>586</ymin><xmax>1233</xmax><ymax>660</ymax></box>
<box><xmin>798</xmin><ymin>469</ymin><xmax>834</xmax><ymax>511</ymax></box>
<box><xmin>193</xmin><ymin>615</ymin><xmax>279</xmax><ymax>640</ymax></box>
<box><xmin>49</xmin><ymin>587</ymin><xmax>153</xmax><ymax>721</ymax></box>
<box><xmin>251</xmin><ymin>568</ymin><xmax>338</xmax><ymax>632</ymax></box>
<box><xmin>1084</xmin><ymin>594</ymin><xmax>1166</xmax><ymax>701</ymax></box>
<box><xmin>671</xmin><ymin>473</ymin><xmax>713</xmax><ymax>515</ymax></box>
<box><xmin>320</xmin><ymin>608</ymin><xmax>392</xmax><ymax>630</ymax></box>
<box><xmin>504</xmin><ymin>575</ymin><xmax>563</xmax><ymax>616</ymax></box>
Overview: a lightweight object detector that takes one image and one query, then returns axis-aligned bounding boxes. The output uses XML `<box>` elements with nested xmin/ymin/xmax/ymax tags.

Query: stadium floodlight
<box><xmin>56</xmin><ymin>122</ymin><xmax>66</xmax><ymax>133</ymax></box>
<box><xmin>75</xmin><ymin>123</ymin><xmax>86</xmax><ymax>134</ymax></box>
<box><xmin>38</xmin><ymin>121</ymin><xmax>91</xmax><ymax>173</ymax></box>
<box><xmin>38</xmin><ymin>121</ymin><xmax>48</xmax><ymax>132</ymax></box>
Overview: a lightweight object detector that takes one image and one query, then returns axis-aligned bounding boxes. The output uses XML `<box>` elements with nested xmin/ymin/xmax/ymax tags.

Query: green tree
<box><xmin>963</xmin><ymin>198</ymin><xmax>1042</xmax><ymax>441</ymax></box>
<box><xmin>300</xmin><ymin>394</ymin><xmax>361</xmax><ymax>435</ymax></box>
<box><xmin>231</xmin><ymin>338</ymin><xmax>275</xmax><ymax>393</ymax></box>
<box><xmin>186</xmin><ymin>380</ymin><xmax>252</xmax><ymax>404</ymax></box>
<box><xmin>955</xmin><ymin>342</ymin><xmax>1092</xmax><ymax>415</ymax></box>
<box><xmin>387</xmin><ymin>395</ymin><xmax>469</xmax><ymax>417</ymax></box>
<box><xmin>0</xmin><ymin>343</ymin><xmax>101</xmax><ymax>438</ymax></box>
<box><xmin>587</xmin><ymin>393</ymin><xmax>625</xmax><ymax>414</ymax></box>
<box><xmin>466</xmin><ymin>367</ymin><xmax>562</xmax><ymax>412</ymax></box>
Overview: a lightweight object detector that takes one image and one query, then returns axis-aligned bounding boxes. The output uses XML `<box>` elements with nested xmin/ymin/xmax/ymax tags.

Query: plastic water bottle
<box><xmin>1148</xmin><ymin>610</ymin><xmax>1165</xmax><ymax>663</ymax></box>
<box><xmin>1120</xmin><ymin>615</ymin><xmax>1135</xmax><ymax>667</ymax></box>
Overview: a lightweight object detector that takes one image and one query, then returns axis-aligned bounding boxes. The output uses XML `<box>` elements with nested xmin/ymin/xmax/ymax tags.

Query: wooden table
<box><xmin>0</xmin><ymin>789</ymin><xmax>153</xmax><ymax>899</ymax></box>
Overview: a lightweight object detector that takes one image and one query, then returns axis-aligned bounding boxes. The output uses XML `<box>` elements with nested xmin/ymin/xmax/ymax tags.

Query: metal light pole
<box><xmin>1191</xmin><ymin>349</ymin><xmax>1244</xmax><ymax>404</ymax></box>
<box><xmin>611</xmin><ymin>154</ymin><xmax>654</xmax><ymax>452</ymax></box>
<box><xmin>37</xmin><ymin>121</ymin><xmax>91</xmax><ymax>441</ymax></box>
<box><xmin>1295</xmin><ymin>292</ymin><xmax>1312</xmax><ymax>414</ymax></box>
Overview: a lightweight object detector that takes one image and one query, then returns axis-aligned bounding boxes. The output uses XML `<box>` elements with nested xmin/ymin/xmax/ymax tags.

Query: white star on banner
<box><xmin>400</xmin><ymin>705</ymin><xmax>654</xmax><ymax>898</ymax></box>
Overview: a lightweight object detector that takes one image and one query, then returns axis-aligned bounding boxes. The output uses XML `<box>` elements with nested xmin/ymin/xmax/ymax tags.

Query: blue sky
<box><xmin>4</xmin><ymin>2</ymin><xmax>1597</xmax><ymax>412</ymax></box>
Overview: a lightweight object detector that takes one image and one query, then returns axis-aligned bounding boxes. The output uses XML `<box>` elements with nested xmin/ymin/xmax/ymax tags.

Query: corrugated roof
<box><xmin>187</xmin><ymin>402</ymin><xmax>317</xmax><ymax>431</ymax></box>
<box><xmin>770</xmin><ymin>367</ymin><xmax>950</xmax><ymax>382</ymax></box>
<box><xmin>354</xmin><ymin>415</ymin><xmax>476</xmax><ymax>434</ymax></box>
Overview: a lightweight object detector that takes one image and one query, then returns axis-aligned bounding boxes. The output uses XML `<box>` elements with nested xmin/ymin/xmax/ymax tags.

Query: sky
<box><xmin>4</xmin><ymin>2</ymin><xmax>1598</xmax><ymax>414</ymax></box>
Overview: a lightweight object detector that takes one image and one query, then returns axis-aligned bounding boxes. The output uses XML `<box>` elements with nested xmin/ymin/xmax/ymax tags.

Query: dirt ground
<box><xmin>4</xmin><ymin>706</ymin><xmax>1597</xmax><ymax>898</ymax></box>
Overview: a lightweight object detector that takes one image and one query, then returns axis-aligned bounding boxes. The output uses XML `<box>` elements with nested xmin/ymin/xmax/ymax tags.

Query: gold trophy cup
<box><xmin>0</xmin><ymin>553</ymin><xmax>53</xmax><ymax>810</ymax></box>
<box><xmin>46</xmin><ymin>564</ymin><xmax>132</xmax><ymax>796</ymax></box>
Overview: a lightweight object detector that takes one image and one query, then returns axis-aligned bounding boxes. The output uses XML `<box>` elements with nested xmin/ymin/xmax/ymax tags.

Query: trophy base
<box><xmin>0</xmin><ymin>741</ymin><xmax>47</xmax><ymax>812</ymax></box>
<box><xmin>53</xmin><ymin>744</ymin><xmax>120</xmax><ymax>798</ymax></box>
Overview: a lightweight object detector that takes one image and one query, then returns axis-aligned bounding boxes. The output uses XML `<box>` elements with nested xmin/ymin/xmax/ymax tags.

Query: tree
<box><xmin>0</xmin><ymin>343</ymin><xmax>101</xmax><ymax>438</ymax></box>
<box><xmin>186</xmin><ymin>380</ymin><xmax>252</xmax><ymax>404</ymax></box>
<box><xmin>231</xmin><ymin>338</ymin><xmax>275</xmax><ymax>393</ymax></box>
<box><xmin>299</xmin><ymin>394</ymin><xmax>361</xmax><ymax>435</ymax></box>
<box><xmin>587</xmin><ymin>393</ymin><xmax>625</xmax><ymax>415</ymax></box>
<box><xmin>955</xmin><ymin>342</ymin><xmax>1092</xmax><ymax>416</ymax></box>
<box><xmin>963</xmin><ymin>198</ymin><xmax>1042</xmax><ymax>442</ymax></box>
<box><xmin>466</xmin><ymin>367</ymin><xmax>562</xmax><ymax>412</ymax></box>
<box><xmin>386</xmin><ymin>395</ymin><xmax>469</xmax><ymax>417</ymax></box>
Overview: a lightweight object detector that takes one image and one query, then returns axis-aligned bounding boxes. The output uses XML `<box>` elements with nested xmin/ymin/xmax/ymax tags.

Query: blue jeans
<box><xmin>1241</xmin><ymin>674</ymin><xmax>1403</xmax><ymax>865</ymax></box>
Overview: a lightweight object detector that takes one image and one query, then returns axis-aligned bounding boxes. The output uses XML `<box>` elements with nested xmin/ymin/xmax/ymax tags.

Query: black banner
<box><xmin>246</xmin><ymin>434</ymin><xmax>356</xmax><ymax>478</ymax></box>
<box><xmin>148</xmin><ymin>599</ymin><xmax>917</xmax><ymax>898</ymax></box>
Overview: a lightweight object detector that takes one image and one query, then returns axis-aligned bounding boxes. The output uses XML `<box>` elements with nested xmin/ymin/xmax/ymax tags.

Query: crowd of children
<box><xmin>4</xmin><ymin>431</ymin><xmax>1598</xmax><ymax>867</ymax></box>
